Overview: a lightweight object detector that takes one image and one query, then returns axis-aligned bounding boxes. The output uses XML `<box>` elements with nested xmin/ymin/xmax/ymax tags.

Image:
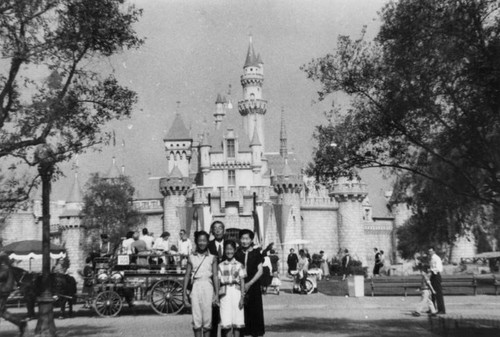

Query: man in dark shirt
<box><xmin>208</xmin><ymin>221</ymin><xmax>225</xmax><ymax>262</ymax></box>
<box><xmin>130</xmin><ymin>232</ymin><xmax>148</xmax><ymax>265</ymax></box>
<box><xmin>287</xmin><ymin>248</ymin><xmax>298</xmax><ymax>275</ymax></box>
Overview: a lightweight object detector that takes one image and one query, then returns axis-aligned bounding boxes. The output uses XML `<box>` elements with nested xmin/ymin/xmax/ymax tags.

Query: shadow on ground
<box><xmin>0</xmin><ymin>324</ymin><xmax>115</xmax><ymax>337</ymax></box>
<box><xmin>267</xmin><ymin>316</ymin><xmax>431</xmax><ymax>337</ymax></box>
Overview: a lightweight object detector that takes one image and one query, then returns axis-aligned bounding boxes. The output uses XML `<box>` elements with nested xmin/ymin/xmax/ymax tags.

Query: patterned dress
<box><xmin>218</xmin><ymin>258</ymin><xmax>245</xmax><ymax>329</ymax></box>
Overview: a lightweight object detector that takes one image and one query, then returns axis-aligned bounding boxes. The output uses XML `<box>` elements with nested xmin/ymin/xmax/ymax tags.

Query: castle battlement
<box><xmin>192</xmin><ymin>186</ymin><xmax>270</xmax><ymax>205</ymax></box>
<box><xmin>300</xmin><ymin>196</ymin><xmax>338</xmax><ymax>208</ymax></box>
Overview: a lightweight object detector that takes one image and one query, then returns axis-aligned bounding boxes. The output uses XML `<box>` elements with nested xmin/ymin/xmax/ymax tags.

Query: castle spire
<box><xmin>66</xmin><ymin>171</ymin><xmax>83</xmax><ymax>204</ymax></box>
<box><xmin>244</xmin><ymin>35</ymin><xmax>258</xmax><ymax>68</ymax></box>
<box><xmin>280</xmin><ymin>107</ymin><xmax>288</xmax><ymax>158</ymax></box>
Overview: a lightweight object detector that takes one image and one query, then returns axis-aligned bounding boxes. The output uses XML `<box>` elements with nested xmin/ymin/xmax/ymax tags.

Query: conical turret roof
<box><xmin>165</xmin><ymin>113</ymin><xmax>191</xmax><ymax>141</ymax></box>
<box><xmin>105</xmin><ymin>157</ymin><xmax>122</xmax><ymax>179</ymax></box>
<box><xmin>66</xmin><ymin>172</ymin><xmax>83</xmax><ymax>203</ymax></box>
<box><xmin>200</xmin><ymin>129</ymin><xmax>211</xmax><ymax>147</ymax></box>
<box><xmin>215</xmin><ymin>93</ymin><xmax>224</xmax><ymax>104</ymax></box>
<box><xmin>256</xmin><ymin>53</ymin><xmax>263</xmax><ymax>64</ymax></box>
<box><xmin>244</xmin><ymin>37</ymin><xmax>259</xmax><ymax>68</ymax></box>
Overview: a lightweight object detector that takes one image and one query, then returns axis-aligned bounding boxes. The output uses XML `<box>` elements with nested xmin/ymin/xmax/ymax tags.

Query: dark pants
<box><xmin>210</xmin><ymin>306</ymin><xmax>220</xmax><ymax>337</ymax></box>
<box><xmin>0</xmin><ymin>294</ymin><xmax>23</xmax><ymax>328</ymax></box>
<box><xmin>430</xmin><ymin>273</ymin><xmax>446</xmax><ymax>313</ymax></box>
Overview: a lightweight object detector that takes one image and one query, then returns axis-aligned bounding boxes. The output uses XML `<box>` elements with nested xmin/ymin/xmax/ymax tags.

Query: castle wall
<box><xmin>282</xmin><ymin>193</ymin><xmax>302</xmax><ymax>243</ymax></box>
<box><xmin>301</xmin><ymin>206</ymin><xmax>338</xmax><ymax>259</ymax></box>
<box><xmin>364</xmin><ymin>220</ymin><xmax>394</xmax><ymax>269</ymax></box>
<box><xmin>1</xmin><ymin>211</ymin><xmax>39</xmax><ymax>245</ymax></box>
<box><xmin>134</xmin><ymin>213</ymin><xmax>163</xmax><ymax>238</ymax></box>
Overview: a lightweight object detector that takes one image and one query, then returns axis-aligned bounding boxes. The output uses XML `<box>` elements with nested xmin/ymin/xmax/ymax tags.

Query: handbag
<box><xmin>187</xmin><ymin>255</ymin><xmax>207</xmax><ymax>292</ymax></box>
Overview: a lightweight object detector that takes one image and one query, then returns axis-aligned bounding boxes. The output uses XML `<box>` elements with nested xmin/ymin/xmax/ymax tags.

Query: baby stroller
<box><xmin>290</xmin><ymin>270</ymin><xmax>315</xmax><ymax>295</ymax></box>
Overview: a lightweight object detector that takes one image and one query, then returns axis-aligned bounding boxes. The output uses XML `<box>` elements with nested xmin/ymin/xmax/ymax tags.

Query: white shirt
<box><xmin>430</xmin><ymin>254</ymin><xmax>443</xmax><ymax>274</ymax></box>
<box><xmin>214</xmin><ymin>239</ymin><xmax>224</xmax><ymax>256</ymax></box>
<box><xmin>141</xmin><ymin>235</ymin><xmax>154</xmax><ymax>250</ymax></box>
<box><xmin>122</xmin><ymin>238</ymin><xmax>134</xmax><ymax>254</ymax></box>
<box><xmin>154</xmin><ymin>237</ymin><xmax>169</xmax><ymax>251</ymax></box>
<box><xmin>178</xmin><ymin>238</ymin><xmax>193</xmax><ymax>255</ymax></box>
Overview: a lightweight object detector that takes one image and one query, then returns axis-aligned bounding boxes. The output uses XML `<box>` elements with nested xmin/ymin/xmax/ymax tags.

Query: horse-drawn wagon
<box><xmin>88</xmin><ymin>253</ymin><xmax>186</xmax><ymax>317</ymax></box>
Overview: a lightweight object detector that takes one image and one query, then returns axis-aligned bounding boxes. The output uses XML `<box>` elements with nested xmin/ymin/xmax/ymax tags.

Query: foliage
<box><xmin>0</xmin><ymin>0</ymin><xmax>143</xmax><ymax>210</ymax></box>
<box><xmin>80</xmin><ymin>173</ymin><xmax>144</xmax><ymax>255</ymax></box>
<box><xmin>347</xmin><ymin>259</ymin><xmax>367</xmax><ymax>276</ymax></box>
<box><xmin>302</xmin><ymin>0</ymin><xmax>500</xmax><ymax>207</ymax></box>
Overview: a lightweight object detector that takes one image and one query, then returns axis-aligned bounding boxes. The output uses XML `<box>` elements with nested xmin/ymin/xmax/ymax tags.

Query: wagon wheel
<box><xmin>150</xmin><ymin>279</ymin><xmax>184</xmax><ymax>315</ymax></box>
<box><xmin>93</xmin><ymin>290</ymin><xmax>123</xmax><ymax>317</ymax></box>
<box><xmin>304</xmin><ymin>279</ymin><xmax>314</xmax><ymax>295</ymax></box>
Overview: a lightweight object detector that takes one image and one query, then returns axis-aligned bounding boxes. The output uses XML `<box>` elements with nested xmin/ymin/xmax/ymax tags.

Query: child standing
<box><xmin>218</xmin><ymin>240</ymin><xmax>245</xmax><ymax>337</ymax></box>
<box><xmin>183</xmin><ymin>231</ymin><xmax>219</xmax><ymax>337</ymax></box>
<box><xmin>412</xmin><ymin>275</ymin><xmax>437</xmax><ymax>317</ymax></box>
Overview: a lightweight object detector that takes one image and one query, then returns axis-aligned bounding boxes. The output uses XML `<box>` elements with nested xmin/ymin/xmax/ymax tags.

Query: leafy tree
<box><xmin>80</xmin><ymin>173</ymin><xmax>144</xmax><ymax>255</ymax></box>
<box><xmin>303</xmin><ymin>0</ymin><xmax>500</xmax><ymax>207</ymax></box>
<box><xmin>0</xmin><ymin>0</ymin><xmax>143</xmax><ymax>209</ymax></box>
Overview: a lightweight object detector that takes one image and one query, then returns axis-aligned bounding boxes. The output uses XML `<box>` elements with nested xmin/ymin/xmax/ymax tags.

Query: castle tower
<box><xmin>59</xmin><ymin>171</ymin><xmax>85</xmax><ymax>285</ymax></box>
<box><xmin>214</xmin><ymin>94</ymin><xmax>226</xmax><ymax>130</ymax></box>
<box><xmin>279</xmin><ymin>107</ymin><xmax>288</xmax><ymax>158</ymax></box>
<box><xmin>164</xmin><ymin>111</ymin><xmax>193</xmax><ymax>177</ymax></box>
<box><xmin>271</xmin><ymin>160</ymin><xmax>303</xmax><ymax>243</ymax></box>
<box><xmin>330</xmin><ymin>177</ymin><xmax>368</xmax><ymax>265</ymax></box>
<box><xmin>199</xmin><ymin>129</ymin><xmax>211</xmax><ymax>177</ymax></box>
<box><xmin>160</xmin><ymin>165</ymin><xmax>192</xmax><ymax>243</ymax></box>
<box><xmin>238</xmin><ymin>36</ymin><xmax>267</xmax><ymax>149</ymax></box>
<box><xmin>250</xmin><ymin>122</ymin><xmax>263</xmax><ymax>185</ymax></box>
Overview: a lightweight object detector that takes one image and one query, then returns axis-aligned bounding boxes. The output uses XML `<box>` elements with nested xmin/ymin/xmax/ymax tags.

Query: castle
<box><xmin>0</xmin><ymin>38</ymin><xmax>476</xmax><ymax>281</ymax></box>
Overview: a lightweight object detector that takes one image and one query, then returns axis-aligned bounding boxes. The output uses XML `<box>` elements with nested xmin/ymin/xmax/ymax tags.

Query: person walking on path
<box><xmin>235</xmin><ymin>229</ymin><xmax>265</xmax><ymax>337</ymax></box>
<box><xmin>428</xmin><ymin>248</ymin><xmax>446</xmax><ymax>314</ymax></box>
<box><xmin>412</xmin><ymin>275</ymin><xmax>437</xmax><ymax>317</ymax></box>
<box><xmin>373</xmin><ymin>248</ymin><xmax>383</xmax><ymax>276</ymax></box>
<box><xmin>319</xmin><ymin>251</ymin><xmax>329</xmax><ymax>280</ymax></box>
<box><xmin>183</xmin><ymin>231</ymin><xmax>219</xmax><ymax>337</ymax></box>
<box><xmin>218</xmin><ymin>240</ymin><xmax>245</xmax><ymax>337</ymax></box>
<box><xmin>208</xmin><ymin>220</ymin><xmax>226</xmax><ymax>337</ymax></box>
<box><xmin>297</xmin><ymin>249</ymin><xmax>310</xmax><ymax>293</ymax></box>
<box><xmin>0</xmin><ymin>253</ymin><xmax>27</xmax><ymax>336</ymax></box>
<box><xmin>341</xmin><ymin>249</ymin><xmax>351</xmax><ymax>281</ymax></box>
<box><xmin>287</xmin><ymin>248</ymin><xmax>298</xmax><ymax>276</ymax></box>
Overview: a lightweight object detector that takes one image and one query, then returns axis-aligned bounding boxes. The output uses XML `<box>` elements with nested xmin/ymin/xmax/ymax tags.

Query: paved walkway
<box><xmin>1</xmin><ymin>285</ymin><xmax>499</xmax><ymax>336</ymax></box>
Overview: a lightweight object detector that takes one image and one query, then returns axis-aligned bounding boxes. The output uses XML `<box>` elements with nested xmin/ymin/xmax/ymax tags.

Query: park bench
<box><xmin>441</xmin><ymin>275</ymin><xmax>477</xmax><ymax>295</ymax></box>
<box><xmin>370</xmin><ymin>276</ymin><xmax>423</xmax><ymax>297</ymax></box>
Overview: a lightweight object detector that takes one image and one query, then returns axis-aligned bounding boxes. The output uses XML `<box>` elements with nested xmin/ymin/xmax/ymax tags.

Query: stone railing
<box><xmin>133</xmin><ymin>199</ymin><xmax>163</xmax><ymax>211</ymax></box>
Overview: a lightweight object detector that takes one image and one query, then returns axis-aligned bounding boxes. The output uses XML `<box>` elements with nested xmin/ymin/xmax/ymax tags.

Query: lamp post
<box><xmin>34</xmin><ymin>143</ymin><xmax>57</xmax><ymax>337</ymax></box>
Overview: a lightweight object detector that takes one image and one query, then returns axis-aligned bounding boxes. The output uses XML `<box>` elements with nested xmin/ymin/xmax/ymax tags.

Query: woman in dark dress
<box><xmin>235</xmin><ymin>229</ymin><xmax>265</xmax><ymax>337</ymax></box>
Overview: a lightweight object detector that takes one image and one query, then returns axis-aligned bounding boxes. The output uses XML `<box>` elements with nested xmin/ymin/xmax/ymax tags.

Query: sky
<box><xmin>40</xmin><ymin>0</ymin><xmax>390</xmax><ymax>200</ymax></box>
